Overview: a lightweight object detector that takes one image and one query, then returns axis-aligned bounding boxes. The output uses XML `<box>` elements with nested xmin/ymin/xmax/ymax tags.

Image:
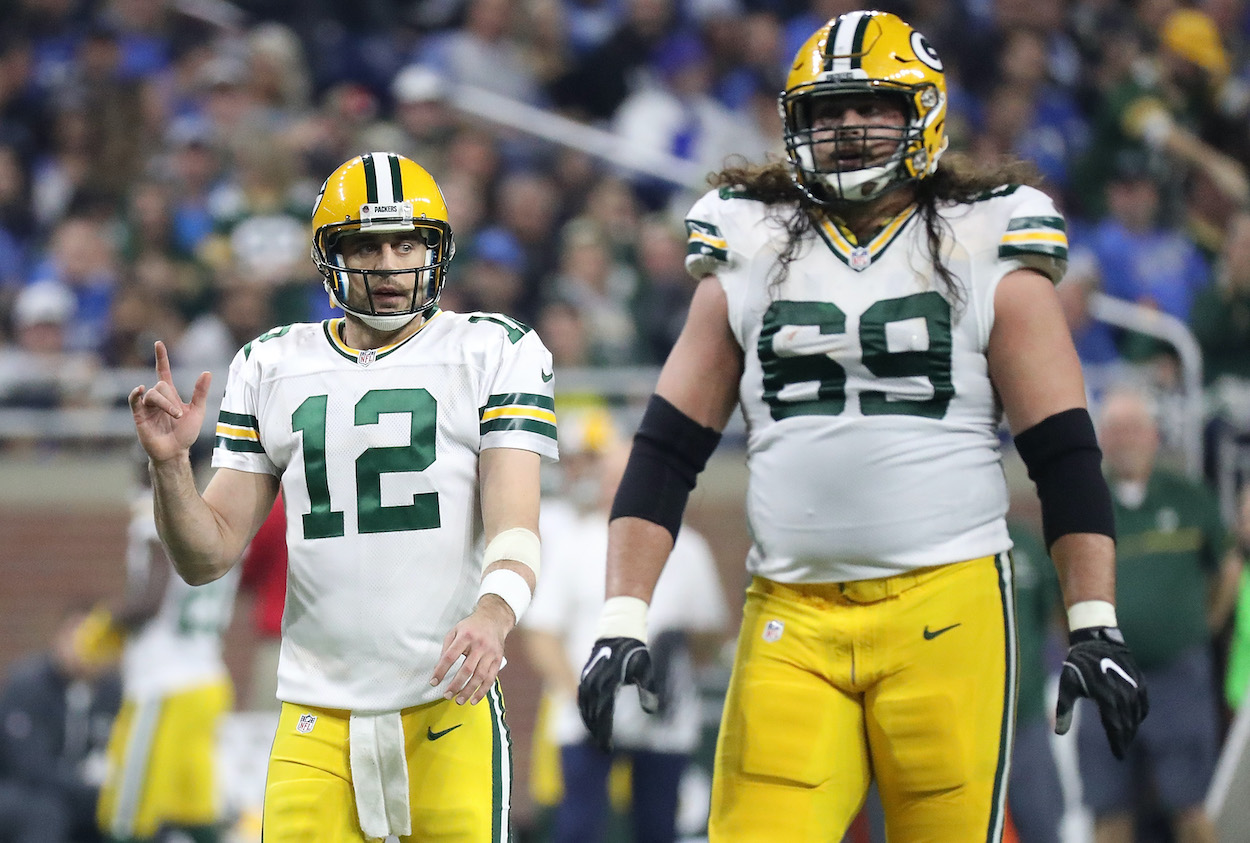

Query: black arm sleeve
<box><xmin>609</xmin><ymin>395</ymin><xmax>723</xmax><ymax>541</ymax></box>
<box><xmin>1013</xmin><ymin>407</ymin><xmax>1116</xmax><ymax>549</ymax></box>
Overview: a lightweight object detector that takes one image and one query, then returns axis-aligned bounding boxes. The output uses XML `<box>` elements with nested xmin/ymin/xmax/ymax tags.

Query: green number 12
<box><xmin>292</xmin><ymin>388</ymin><xmax>441</xmax><ymax>540</ymax></box>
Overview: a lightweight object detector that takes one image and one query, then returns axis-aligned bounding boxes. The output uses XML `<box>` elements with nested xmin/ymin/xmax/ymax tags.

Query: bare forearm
<box><xmin>1049</xmin><ymin>532</ymin><xmax>1117</xmax><ymax>611</ymax></box>
<box><xmin>149</xmin><ymin>457</ymin><xmax>242</xmax><ymax>585</ymax></box>
<box><xmin>605</xmin><ymin>516</ymin><xmax>675</xmax><ymax>604</ymax></box>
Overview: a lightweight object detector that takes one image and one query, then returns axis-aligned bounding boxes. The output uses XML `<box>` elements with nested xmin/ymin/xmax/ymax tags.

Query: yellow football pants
<box><xmin>709</xmin><ymin>554</ymin><xmax>1016</xmax><ymax>842</ymax></box>
<box><xmin>97</xmin><ymin>678</ymin><xmax>233</xmax><ymax>839</ymax></box>
<box><xmin>263</xmin><ymin>682</ymin><xmax>512</xmax><ymax>842</ymax></box>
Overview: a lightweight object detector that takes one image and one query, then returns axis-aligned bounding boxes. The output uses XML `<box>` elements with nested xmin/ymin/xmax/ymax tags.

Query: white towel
<box><xmin>349</xmin><ymin>711</ymin><xmax>412</xmax><ymax>839</ymax></box>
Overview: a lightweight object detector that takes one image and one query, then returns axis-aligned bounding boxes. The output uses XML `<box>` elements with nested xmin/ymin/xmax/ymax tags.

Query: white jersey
<box><xmin>525</xmin><ymin>504</ymin><xmax>727</xmax><ymax>752</ymax></box>
<box><xmin>121</xmin><ymin>491</ymin><xmax>239</xmax><ymax>700</ymax></box>
<box><xmin>685</xmin><ymin>184</ymin><xmax>1067</xmax><ymax>582</ymax></box>
<box><xmin>212</xmin><ymin>311</ymin><xmax>558</xmax><ymax>711</ymax></box>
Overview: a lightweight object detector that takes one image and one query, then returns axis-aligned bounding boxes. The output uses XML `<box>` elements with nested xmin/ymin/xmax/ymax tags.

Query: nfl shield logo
<box><xmin>297</xmin><ymin>713</ymin><xmax>317</xmax><ymax>734</ymax></box>
<box><xmin>849</xmin><ymin>247</ymin><xmax>871</xmax><ymax>272</ymax></box>
<box><xmin>358</xmin><ymin>349</ymin><xmax>377</xmax><ymax>367</ymax></box>
<box><xmin>762</xmin><ymin>619</ymin><xmax>785</xmax><ymax>643</ymax></box>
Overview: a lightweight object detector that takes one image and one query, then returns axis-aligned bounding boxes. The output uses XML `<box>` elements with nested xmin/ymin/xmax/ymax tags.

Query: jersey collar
<box><xmin>322</xmin><ymin>311</ymin><xmax>443</xmax><ymax>363</ymax></box>
<box><xmin>815</xmin><ymin>205</ymin><xmax>918</xmax><ymax>272</ymax></box>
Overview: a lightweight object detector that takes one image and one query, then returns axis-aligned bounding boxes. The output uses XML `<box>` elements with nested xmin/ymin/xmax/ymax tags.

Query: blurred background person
<box><xmin>1005</xmin><ymin>517</ymin><xmax>1064</xmax><ymax>843</ymax></box>
<box><xmin>94</xmin><ymin>463</ymin><xmax>240</xmax><ymax>843</ymax></box>
<box><xmin>1079</xmin><ymin>387</ymin><xmax>1241</xmax><ymax>843</ymax></box>
<box><xmin>522</xmin><ymin>406</ymin><xmax>727</xmax><ymax>843</ymax></box>
<box><xmin>0</xmin><ymin>605</ymin><xmax>120</xmax><ymax>843</ymax></box>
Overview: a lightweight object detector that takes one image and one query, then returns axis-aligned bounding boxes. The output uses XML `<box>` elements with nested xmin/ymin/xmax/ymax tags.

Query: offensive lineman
<box><xmin>128</xmin><ymin>153</ymin><xmax>556</xmax><ymax>841</ymax></box>
<box><xmin>577</xmin><ymin>11</ymin><xmax>1149</xmax><ymax>842</ymax></box>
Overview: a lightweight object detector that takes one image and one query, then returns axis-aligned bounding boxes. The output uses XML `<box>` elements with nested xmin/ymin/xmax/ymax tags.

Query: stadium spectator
<box><xmin>0</xmin><ymin>279</ymin><xmax>97</xmax><ymax>411</ymax></box>
<box><xmin>578</xmin><ymin>11</ymin><xmax>1147</xmax><ymax>840</ymax></box>
<box><xmin>1073</xmin><ymin>9</ymin><xmax>1249</xmax><ymax>220</ymax></box>
<box><xmin>458</xmin><ymin>226</ymin><xmax>528</xmax><ymax>316</ymax></box>
<box><xmin>28</xmin><ymin>215</ymin><xmax>120</xmax><ymax>355</ymax></box>
<box><xmin>1085</xmin><ymin>157</ymin><xmax>1211</xmax><ymax>363</ymax></box>
<box><xmin>418</xmin><ymin>0</ymin><xmax>543</xmax><ymax>105</ymax></box>
<box><xmin>1078</xmin><ymin>387</ymin><xmax>1241</xmax><ymax>843</ymax></box>
<box><xmin>1191</xmin><ymin>211</ymin><xmax>1250</xmax><ymax>385</ymax></box>
<box><xmin>549</xmin><ymin>219</ymin><xmax>641</xmax><ymax>365</ymax></box>
<box><xmin>0</xmin><ymin>606</ymin><xmax>121</xmax><ymax>843</ymax></box>
<box><xmin>387</xmin><ymin>64</ymin><xmax>455</xmax><ymax>179</ymax></box>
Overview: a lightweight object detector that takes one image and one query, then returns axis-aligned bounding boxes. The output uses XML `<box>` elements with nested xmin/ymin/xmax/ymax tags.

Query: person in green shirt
<box><xmin>1078</xmin><ymin>387</ymin><xmax>1242</xmax><ymax>843</ymax></box>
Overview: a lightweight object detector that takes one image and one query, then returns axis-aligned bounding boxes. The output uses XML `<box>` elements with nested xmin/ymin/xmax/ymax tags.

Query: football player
<box><xmin>96</xmin><ymin>466</ymin><xmax>239</xmax><ymax>843</ymax></box>
<box><xmin>128</xmin><ymin>153</ymin><xmax>557</xmax><ymax>842</ymax></box>
<box><xmin>577</xmin><ymin>11</ymin><xmax>1148</xmax><ymax>842</ymax></box>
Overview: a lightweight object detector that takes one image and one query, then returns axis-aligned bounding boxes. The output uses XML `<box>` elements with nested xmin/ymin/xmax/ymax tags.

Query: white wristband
<box><xmin>483</xmin><ymin>527</ymin><xmax>541</xmax><ymax>577</ymax></box>
<box><xmin>478</xmin><ymin>569</ymin><xmax>532</xmax><ymax>623</ymax></box>
<box><xmin>1068</xmin><ymin>599</ymin><xmax>1117</xmax><ymax>631</ymax></box>
<box><xmin>594</xmin><ymin>596</ymin><xmax>650</xmax><ymax>644</ymax></box>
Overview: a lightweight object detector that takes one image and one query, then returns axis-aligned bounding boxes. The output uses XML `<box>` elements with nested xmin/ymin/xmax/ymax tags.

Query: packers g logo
<box><xmin>911</xmin><ymin>32</ymin><xmax>942</xmax><ymax>71</ymax></box>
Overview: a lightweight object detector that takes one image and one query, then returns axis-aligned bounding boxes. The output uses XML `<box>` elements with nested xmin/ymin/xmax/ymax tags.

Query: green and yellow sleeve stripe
<box><xmin>999</xmin><ymin>216</ymin><xmax>1068</xmax><ymax>260</ymax></box>
<box><xmin>685</xmin><ymin>219</ymin><xmax>729</xmax><ymax>263</ymax></box>
<box><xmin>480</xmin><ymin>393</ymin><xmax>557</xmax><ymax>440</ymax></box>
<box><xmin>215</xmin><ymin>411</ymin><xmax>264</xmax><ymax>453</ymax></box>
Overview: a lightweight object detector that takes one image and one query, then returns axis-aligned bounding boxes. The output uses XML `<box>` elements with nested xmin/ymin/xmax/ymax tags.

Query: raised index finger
<box><xmin>154</xmin><ymin>341</ymin><xmax>174</xmax><ymax>386</ymax></box>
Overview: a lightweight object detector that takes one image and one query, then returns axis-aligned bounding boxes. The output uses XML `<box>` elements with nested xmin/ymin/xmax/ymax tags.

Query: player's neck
<box><xmin>827</xmin><ymin>187</ymin><xmax>918</xmax><ymax>244</ymax></box>
<box><xmin>341</xmin><ymin>313</ymin><xmax>425</xmax><ymax>350</ymax></box>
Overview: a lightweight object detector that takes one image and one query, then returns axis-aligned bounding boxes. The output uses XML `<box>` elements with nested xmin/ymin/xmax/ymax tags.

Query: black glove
<box><xmin>1055</xmin><ymin>626</ymin><xmax>1149</xmax><ymax>760</ymax></box>
<box><xmin>577</xmin><ymin>636</ymin><xmax>659</xmax><ymax>752</ymax></box>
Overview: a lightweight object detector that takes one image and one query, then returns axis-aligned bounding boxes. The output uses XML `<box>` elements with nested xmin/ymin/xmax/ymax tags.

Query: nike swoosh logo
<box><xmin>582</xmin><ymin>645</ymin><xmax>612</xmax><ymax>680</ymax></box>
<box><xmin>1100</xmin><ymin>658</ymin><xmax>1139</xmax><ymax>688</ymax></box>
<box><xmin>427</xmin><ymin>724</ymin><xmax>462</xmax><ymax>741</ymax></box>
<box><xmin>923</xmin><ymin>623</ymin><xmax>961</xmax><ymax>640</ymax></box>
<box><xmin>541</xmin><ymin>369</ymin><xmax>554</xmax><ymax>382</ymax></box>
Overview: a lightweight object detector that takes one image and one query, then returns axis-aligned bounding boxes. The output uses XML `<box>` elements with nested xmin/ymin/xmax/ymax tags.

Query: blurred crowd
<box><xmin>0</xmin><ymin>0</ymin><xmax>1248</xmax><ymax>420</ymax></box>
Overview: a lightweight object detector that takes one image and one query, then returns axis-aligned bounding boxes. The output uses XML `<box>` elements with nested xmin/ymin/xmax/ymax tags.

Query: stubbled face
<box><xmin>808</xmin><ymin>93</ymin><xmax>909</xmax><ymax>172</ymax></box>
<box><xmin>338</xmin><ymin>231</ymin><xmax>429</xmax><ymax>314</ymax></box>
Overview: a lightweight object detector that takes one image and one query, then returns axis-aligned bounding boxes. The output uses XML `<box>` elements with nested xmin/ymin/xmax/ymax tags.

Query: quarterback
<box><xmin>578</xmin><ymin>11</ymin><xmax>1149</xmax><ymax>842</ymax></box>
<box><xmin>129</xmin><ymin>153</ymin><xmax>556</xmax><ymax>841</ymax></box>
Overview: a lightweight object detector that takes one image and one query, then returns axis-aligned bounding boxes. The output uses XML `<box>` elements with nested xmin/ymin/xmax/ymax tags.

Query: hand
<box><xmin>430</xmin><ymin>596</ymin><xmax>512</xmax><ymax>706</ymax></box>
<box><xmin>577</xmin><ymin>637</ymin><xmax>658</xmax><ymax>752</ymax></box>
<box><xmin>1055</xmin><ymin>626</ymin><xmax>1149</xmax><ymax>760</ymax></box>
<box><xmin>128</xmin><ymin>341</ymin><xmax>212</xmax><ymax>464</ymax></box>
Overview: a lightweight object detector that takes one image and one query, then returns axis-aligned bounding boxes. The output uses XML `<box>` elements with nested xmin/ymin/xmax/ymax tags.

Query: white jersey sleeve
<box><xmin>684</xmin><ymin>188</ymin><xmax>740</xmax><ymax>279</ymax></box>
<box><xmin>476</xmin><ymin>315</ymin><xmax>559</xmax><ymax>461</ymax></box>
<box><xmin>992</xmin><ymin>185</ymin><xmax>1069</xmax><ymax>284</ymax></box>
<box><xmin>211</xmin><ymin>332</ymin><xmax>282</xmax><ymax>476</ymax></box>
<box><xmin>965</xmin><ymin>185</ymin><xmax>1070</xmax><ymax>352</ymax></box>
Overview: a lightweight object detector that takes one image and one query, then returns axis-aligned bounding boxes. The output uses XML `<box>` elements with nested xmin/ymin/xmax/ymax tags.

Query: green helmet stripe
<box><xmin>361</xmin><ymin>154</ymin><xmax>379</xmax><ymax>204</ymax></box>
<box><xmin>388</xmin><ymin>153</ymin><xmax>404</xmax><ymax>200</ymax></box>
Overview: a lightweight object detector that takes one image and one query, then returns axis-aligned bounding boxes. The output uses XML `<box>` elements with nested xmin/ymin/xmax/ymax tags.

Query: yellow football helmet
<box><xmin>781</xmin><ymin>10</ymin><xmax>948</xmax><ymax>204</ymax></box>
<box><xmin>311</xmin><ymin>152</ymin><xmax>455</xmax><ymax>331</ymax></box>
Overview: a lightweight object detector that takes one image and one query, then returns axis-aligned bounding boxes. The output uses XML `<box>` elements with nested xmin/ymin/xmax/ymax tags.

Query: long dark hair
<box><xmin>709</xmin><ymin>153</ymin><xmax>1045</xmax><ymax>305</ymax></box>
